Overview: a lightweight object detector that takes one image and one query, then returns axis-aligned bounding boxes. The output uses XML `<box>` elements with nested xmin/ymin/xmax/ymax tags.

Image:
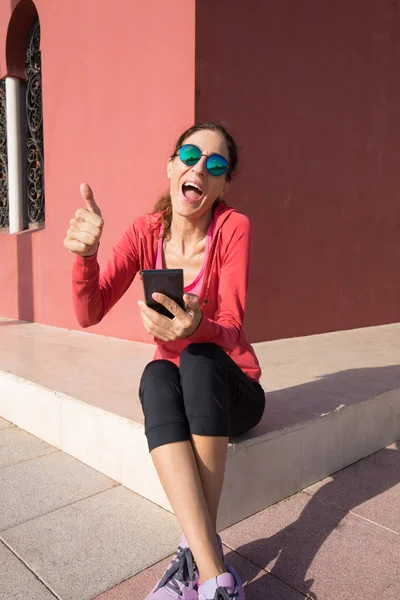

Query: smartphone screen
<box><xmin>141</xmin><ymin>269</ymin><xmax>184</xmax><ymax>319</ymax></box>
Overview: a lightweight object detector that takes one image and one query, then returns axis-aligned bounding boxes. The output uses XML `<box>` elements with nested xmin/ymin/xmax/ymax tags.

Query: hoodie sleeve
<box><xmin>187</xmin><ymin>215</ymin><xmax>252</xmax><ymax>351</ymax></box>
<box><xmin>71</xmin><ymin>223</ymin><xmax>140</xmax><ymax>327</ymax></box>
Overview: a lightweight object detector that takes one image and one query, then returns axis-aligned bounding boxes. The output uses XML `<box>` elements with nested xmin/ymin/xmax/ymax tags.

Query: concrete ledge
<box><xmin>1</xmin><ymin>319</ymin><xmax>400</xmax><ymax>529</ymax></box>
<box><xmin>0</xmin><ymin>371</ymin><xmax>172</xmax><ymax>515</ymax></box>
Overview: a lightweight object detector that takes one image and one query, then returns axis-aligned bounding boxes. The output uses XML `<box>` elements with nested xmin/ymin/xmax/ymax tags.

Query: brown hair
<box><xmin>153</xmin><ymin>122</ymin><xmax>239</xmax><ymax>239</ymax></box>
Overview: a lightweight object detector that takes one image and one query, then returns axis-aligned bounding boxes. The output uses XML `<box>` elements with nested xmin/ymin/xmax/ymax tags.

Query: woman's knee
<box><xmin>179</xmin><ymin>344</ymin><xmax>231</xmax><ymax>435</ymax></box>
<box><xmin>139</xmin><ymin>360</ymin><xmax>180</xmax><ymax>410</ymax></box>
<box><xmin>139</xmin><ymin>360</ymin><xmax>190</xmax><ymax>451</ymax></box>
<box><xmin>180</xmin><ymin>343</ymin><xmax>226</xmax><ymax>375</ymax></box>
<box><xmin>140</xmin><ymin>359</ymin><xmax>180</xmax><ymax>383</ymax></box>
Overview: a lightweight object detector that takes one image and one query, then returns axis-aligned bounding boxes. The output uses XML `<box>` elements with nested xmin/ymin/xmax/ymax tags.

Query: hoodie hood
<box><xmin>135</xmin><ymin>201</ymin><xmax>238</xmax><ymax>274</ymax></box>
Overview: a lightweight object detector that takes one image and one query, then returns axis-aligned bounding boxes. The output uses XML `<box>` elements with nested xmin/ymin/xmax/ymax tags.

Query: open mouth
<box><xmin>182</xmin><ymin>181</ymin><xmax>204</xmax><ymax>202</ymax></box>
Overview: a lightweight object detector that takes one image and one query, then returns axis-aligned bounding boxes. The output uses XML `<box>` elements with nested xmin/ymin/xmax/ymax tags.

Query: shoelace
<box><xmin>214</xmin><ymin>587</ymin><xmax>238</xmax><ymax>600</ymax></box>
<box><xmin>156</xmin><ymin>546</ymin><xmax>197</xmax><ymax>596</ymax></box>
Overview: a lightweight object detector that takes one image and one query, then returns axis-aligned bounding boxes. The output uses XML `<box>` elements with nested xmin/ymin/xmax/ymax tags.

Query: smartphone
<box><xmin>141</xmin><ymin>269</ymin><xmax>184</xmax><ymax>319</ymax></box>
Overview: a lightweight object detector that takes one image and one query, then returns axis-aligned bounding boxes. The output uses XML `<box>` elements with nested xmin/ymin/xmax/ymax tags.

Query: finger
<box><xmin>80</xmin><ymin>182</ymin><xmax>102</xmax><ymax>217</ymax></box>
<box><xmin>138</xmin><ymin>301</ymin><xmax>174</xmax><ymax>333</ymax></box>
<box><xmin>139</xmin><ymin>302</ymin><xmax>172</xmax><ymax>331</ymax></box>
<box><xmin>140</xmin><ymin>311</ymin><xmax>171</xmax><ymax>342</ymax></box>
<box><xmin>152</xmin><ymin>293</ymin><xmax>186</xmax><ymax>319</ymax></box>
<box><xmin>69</xmin><ymin>218</ymin><xmax>101</xmax><ymax>237</ymax></box>
<box><xmin>75</xmin><ymin>207</ymin><xmax>103</xmax><ymax>228</ymax></box>
<box><xmin>183</xmin><ymin>293</ymin><xmax>200</xmax><ymax>311</ymax></box>
<box><xmin>139</xmin><ymin>313</ymin><xmax>155</xmax><ymax>337</ymax></box>
<box><xmin>67</xmin><ymin>229</ymin><xmax>97</xmax><ymax>247</ymax></box>
<box><xmin>140</xmin><ymin>312</ymin><xmax>154</xmax><ymax>335</ymax></box>
<box><xmin>63</xmin><ymin>237</ymin><xmax>87</xmax><ymax>254</ymax></box>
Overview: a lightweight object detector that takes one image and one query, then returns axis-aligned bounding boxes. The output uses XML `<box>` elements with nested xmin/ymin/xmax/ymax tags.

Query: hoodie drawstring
<box><xmin>202</xmin><ymin>229</ymin><xmax>221</xmax><ymax>308</ymax></box>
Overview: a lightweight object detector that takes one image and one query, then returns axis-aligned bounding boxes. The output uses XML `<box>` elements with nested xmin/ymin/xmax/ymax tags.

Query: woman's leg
<box><xmin>180</xmin><ymin>343</ymin><xmax>265</xmax><ymax>533</ymax></box>
<box><xmin>151</xmin><ymin>441</ymin><xmax>225</xmax><ymax>580</ymax></box>
<box><xmin>190</xmin><ymin>435</ymin><xmax>228</xmax><ymax>530</ymax></box>
<box><xmin>139</xmin><ymin>360</ymin><xmax>225</xmax><ymax>589</ymax></box>
<box><xmin>177</xmin><ymin>343</ymin><xmax>265</xmax><ymax>598</ymax></box>
<box><xmin>140</xmin><ymin>350</ymin><xmax>265</xmax><ymax>589</ymax></box>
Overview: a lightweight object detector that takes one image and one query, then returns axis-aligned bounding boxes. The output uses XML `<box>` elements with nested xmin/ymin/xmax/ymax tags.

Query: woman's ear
<box><xmin>220</xmin><ymin>181</ymin><xmax>231</xmax><ymax>197</ymax></box>
<box><xmin>167</xmin><ymin>158</ymin><xmax>173</xmax><ymax>179</ymax></box>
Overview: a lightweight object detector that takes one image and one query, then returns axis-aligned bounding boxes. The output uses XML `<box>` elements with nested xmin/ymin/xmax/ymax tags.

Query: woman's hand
<box><xmin>138</xmin><ymin>293</ymin><xmax>202</xmax><ymax>341</ymax></box>
<box><xmin>63</xmin><ymin>183</ymin><xmax>104</xmax><ymax>257</ymax></box>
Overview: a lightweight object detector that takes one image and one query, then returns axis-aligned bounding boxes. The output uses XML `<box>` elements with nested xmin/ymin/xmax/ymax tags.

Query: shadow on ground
<box><xmin>226</xmin><ymin>442</ymin><xmax>400</xmax><ymax>599</ymax></box>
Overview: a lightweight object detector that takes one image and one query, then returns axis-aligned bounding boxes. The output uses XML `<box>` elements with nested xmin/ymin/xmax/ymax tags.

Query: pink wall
<box><xmin>0</xmin><ymin>0</ymin><xmax>195</xmax><ymax>341</ymax></box>
<box><xmin>196</xmin><ymin>0</ymin><xmax>400</xmax><ymax>341</ymax></box>
<box><xmin>1</xmin><ymin>0</ymin><xmax>400</xmax><ymax>345</ymax></box>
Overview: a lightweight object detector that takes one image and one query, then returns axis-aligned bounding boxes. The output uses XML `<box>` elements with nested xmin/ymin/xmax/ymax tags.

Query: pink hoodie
<box><xmin>72</xmin><ymin>202</ymin><xmax>262</xmax><ymax>381</ymax></box>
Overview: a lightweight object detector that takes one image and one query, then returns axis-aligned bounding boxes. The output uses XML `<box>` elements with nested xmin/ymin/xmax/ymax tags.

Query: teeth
<box><xmin>184</xmin><ymin>181</ymin><xmax>202</xmax><ymax>192</ymax></box>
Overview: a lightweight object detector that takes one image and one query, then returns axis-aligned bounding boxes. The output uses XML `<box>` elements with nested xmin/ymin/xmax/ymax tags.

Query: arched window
<box><xmin>25</xmin><ymin>17</ymin><xmax>44</xmax><ymax>224</ymax></box>
<box><xmin>0</xmin><ymin>79</ymin><xmax>8</xmax><ymax>228</ymax></box>
<box><xmin>2</xmin><ymin>4</ymin><xmax>44</xmax><ymax>233</ymax></box>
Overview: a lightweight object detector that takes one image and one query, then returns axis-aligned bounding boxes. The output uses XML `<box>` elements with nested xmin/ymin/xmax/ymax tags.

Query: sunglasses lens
<box><xmin>206</xmin><ymin>154</ymin><xmax>229</xmax><ymax>176</ymax></box>
<box><xmin>179</xmin><ymin>144</ymin><xmax>202</xmax><ymax>166</ymax></box>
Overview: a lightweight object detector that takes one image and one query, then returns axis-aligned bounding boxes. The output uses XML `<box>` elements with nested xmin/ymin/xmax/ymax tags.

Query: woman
<box><xmin>64</xmin><ymin>122</ymin><xmax>265</xmax><ymax>600</ymax></box>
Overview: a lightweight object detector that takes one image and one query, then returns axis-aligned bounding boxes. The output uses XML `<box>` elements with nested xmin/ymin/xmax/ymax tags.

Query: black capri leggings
<box><xmin>139</xmin><ymin>342</ymin><xmax>265</xmax><ymax>452</ymax></box>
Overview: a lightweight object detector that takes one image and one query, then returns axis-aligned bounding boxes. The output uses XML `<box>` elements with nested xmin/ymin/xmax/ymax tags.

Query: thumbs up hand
<box><xmin>64</xmin><ymin>183</ymin><xmax>104</xmax><ymax>256</ymax></box>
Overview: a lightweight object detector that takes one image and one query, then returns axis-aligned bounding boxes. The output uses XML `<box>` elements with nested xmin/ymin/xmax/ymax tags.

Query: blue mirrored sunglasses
<box><xmin>178</xmin><ymin>144</ymin><xmax>229</xmax><ymax>177</ymax></box>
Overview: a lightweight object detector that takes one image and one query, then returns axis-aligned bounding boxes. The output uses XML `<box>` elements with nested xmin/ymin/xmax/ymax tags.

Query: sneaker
<box><xmin>198</xmin><ymin>567</ymin><xmax>245</xmax><ymax>600</ymax></box>
<box><xmin>145</xmin><ymin>539</ymin><xmax>198</xmax><ymax>599</ymax></box>
<box><xmin>145</xmin><ymin>533</ymin><xmax>226</xmax><ymax>599</ymax></box>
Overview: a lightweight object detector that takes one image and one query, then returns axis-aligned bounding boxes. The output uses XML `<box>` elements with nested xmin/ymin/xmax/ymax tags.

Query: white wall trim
<box><xmin>5</xmin><ymin>77</ymin><xmax>24</xmax><ymax>234</ymax></box>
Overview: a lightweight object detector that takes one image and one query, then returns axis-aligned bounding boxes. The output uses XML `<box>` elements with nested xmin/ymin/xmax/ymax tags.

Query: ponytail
<box><xmin>153</xmin><ymin>192</ymin><xmax>172</xmax><ymax>239</ymax></box>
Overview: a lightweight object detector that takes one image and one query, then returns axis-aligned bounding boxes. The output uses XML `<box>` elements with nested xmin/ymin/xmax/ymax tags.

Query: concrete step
<box><xmin>0</xmin><ymin>318</ymin><xmax>399</xmax><ymax>529</ymax></box>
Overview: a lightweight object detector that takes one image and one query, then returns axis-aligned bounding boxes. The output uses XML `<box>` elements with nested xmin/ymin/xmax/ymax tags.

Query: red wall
<box><xmin>196</xmin><ymin>0</ymin><xmax>400</xmax><ymax>341</ymax></box>
<box><xmin>0</xmin><ymin>0</ymin><xmax>195</xmax><ymax>342</ymax></box>
<box><xmin>1</xmin><ymin>0</ymin><xmax>400</xmax><ymax>344</ymax></box>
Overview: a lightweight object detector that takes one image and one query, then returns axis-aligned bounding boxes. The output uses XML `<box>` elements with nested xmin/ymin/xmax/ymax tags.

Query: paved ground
<box><xmin>1</xmin><ymin>415</ymin><xmax>399</xmax><ymax>600</ymax></box>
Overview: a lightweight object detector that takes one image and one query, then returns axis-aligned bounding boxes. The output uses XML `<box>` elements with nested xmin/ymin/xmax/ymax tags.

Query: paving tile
<box><xmin>94</xmin><ymin>546</ymin><xmax>306</xmax><ymax>600</ymax></box>
<box><xmin>365</xmin><ymin>442</ymin><xmax>400</xmax><ymax>474</ymax></box>
<box><xmin>2</xmin><ymin>485</ymin><xmax>181</xmax><ymax>600</ymax></box>
<box><xmin>0</xmin><ymin>427</ymin><xmax>58</xmax><ymax>469</ymax></box>
<box><xmin>0</xmin><ymin>451</ymin><xmax>117</xmax><ymax>530</ymax></box>
<box><xmin>304</xmin><ymin>446</ymin><xmax>400</xmax><ymax>533</ymax></box>
<box><xmin>223</xmin><ymin>547</ymin><xmax>307</xmax><ymax>600</ymax></box>
<box><xmin>0</xmin><ymin>416</ymin><xmax>14</xmax><ymax>430</ymax></box>
<box><xmin>221</xmin><ymin>491</ymin><xmax>400</xmax><ymax>600</ymax></box>
<box><xmin>378</xmin><ymin>578</ymin><xmax>400</xmax><ymax>599</ymax></box>
<box><xmin>93</xmin><ymin>555</ymin><xmax>172</xmax><ymax>600</ymax></box>
<box><xmin>0</xmin><ymin>541</ymin><xmax>57</xmax><ymax>600</ymax></box>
